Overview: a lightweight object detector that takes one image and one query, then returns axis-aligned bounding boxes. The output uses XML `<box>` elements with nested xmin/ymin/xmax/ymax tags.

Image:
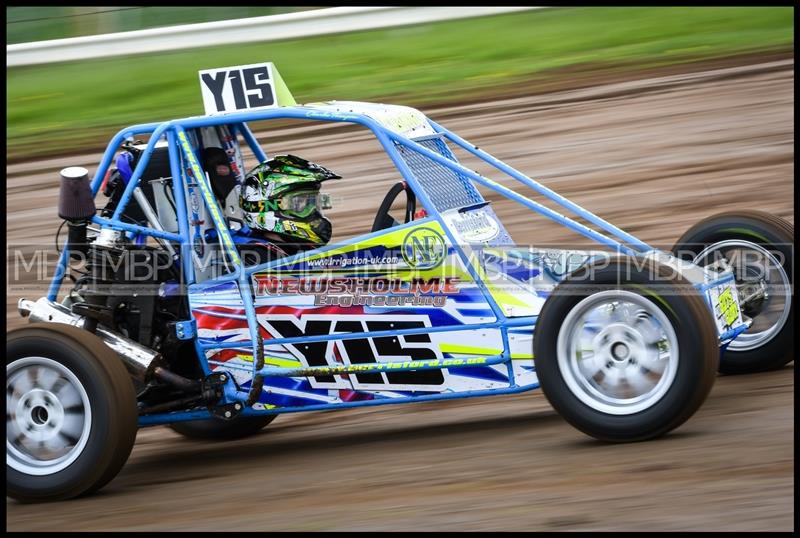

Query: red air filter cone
<box><xmin>58</xmin><ymin>167</ymin><xmax>95</xmax><ymax>221</ymax></box>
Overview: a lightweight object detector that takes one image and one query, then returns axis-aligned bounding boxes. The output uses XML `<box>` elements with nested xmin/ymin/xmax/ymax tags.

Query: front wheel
<box><xmin>534</xmin><ymin>257</ymin><xmax>718</xmax><ymax>442</ymax></box>
<box><xmin>7</xmin><ymin>323</ymin><xmax>138</xmax><ymax>502</ymax></box>
<box><xmin>672</xmin><ymin>210</ymin><xmax>793</xmax><ymax>374</ymax></box>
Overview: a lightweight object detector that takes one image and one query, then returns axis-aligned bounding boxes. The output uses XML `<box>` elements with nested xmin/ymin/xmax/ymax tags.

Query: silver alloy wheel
<box><xmin>556</xmin><ymin>290</ymin><xmax>680</xmax><ymax>415</ymax></box>
<box><xmin>7</xmin><ymin>357</ymin><xmax>92</xmax><ymax>476</ymax></box>
<box><xmin>693</xmin><ymin>240</ymin><xmax>791</xmax><ymax>352</ymax></box>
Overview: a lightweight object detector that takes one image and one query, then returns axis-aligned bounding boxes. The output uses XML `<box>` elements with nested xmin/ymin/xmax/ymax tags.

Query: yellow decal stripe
<box><xmin>236</xmin><ymin>354</ymin><xmax>302</xmax><ymax>368</ymax></box>
<box><xmin>299</xmin><ymin>221</ymin><xmax>447</xmax><ymax>262</ymax></box>
<box><xmin>439</xmin><ymin>344</ymin><xmax>533</xmax><ymax>360</ymax></box>
<box><xmin>440</xmin><ymin>343</ymin><xmax>502</xmax><ymax>356</ymax></box>
<box><xmin>178</xmin><ymin>130</ymin><xmax>241</xmax><ymax>266</ymax></box>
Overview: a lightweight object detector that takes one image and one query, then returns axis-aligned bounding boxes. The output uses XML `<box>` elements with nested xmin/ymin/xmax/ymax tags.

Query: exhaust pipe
<box><xmin>19</xmin><ymin>297</ymin><xmax>163</xmax><ymax>382</ymax></box>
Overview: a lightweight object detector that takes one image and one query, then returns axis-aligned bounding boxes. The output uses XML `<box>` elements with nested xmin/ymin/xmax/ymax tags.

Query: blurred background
<box><xmin>6</xmin><ymin>7</ymin><xmax>318</xmax><ymax>43</ymax></box>
<box><xmin>6</xmin><ymin>6</ymin><xmax>794</xmax><ymax>532</ymax></box>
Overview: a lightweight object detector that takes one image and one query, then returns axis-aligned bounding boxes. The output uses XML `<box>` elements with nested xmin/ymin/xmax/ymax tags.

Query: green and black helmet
<box><xmin>240</xmin><ymin>155</ymin><xmax>340</xmax><ymax>247</ymax></box>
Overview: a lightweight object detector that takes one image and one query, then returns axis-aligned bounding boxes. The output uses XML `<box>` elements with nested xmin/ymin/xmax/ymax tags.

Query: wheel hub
<box><xmin>7</xmin><ymin>357</ymin><xmax>92</xmax><ymax>475</ymax></box>
<box><xmin>15</xmin><ymin>388</ymin><xmax>66</xmax><ymax>444</ymax></box>
<box><xmin>611</xmin><ymin>342</ymin><xmax>629</xmax><ymax>362</ymax></box>
<box><xmin>557</xmin><ymin>291</ymin><xmax>679</xmax><ymax>415</ymax></box>
<box><xmin>594</xmin><ymin>323</ymin><xmax>646</xmax><ymax>369</ymax></box>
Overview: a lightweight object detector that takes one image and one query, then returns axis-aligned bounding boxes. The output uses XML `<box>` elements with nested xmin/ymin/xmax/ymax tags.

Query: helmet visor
<box><xmin>280</xmin><ymin>191</ymin><xmax>331</xmax><ymax>217</ymax></box>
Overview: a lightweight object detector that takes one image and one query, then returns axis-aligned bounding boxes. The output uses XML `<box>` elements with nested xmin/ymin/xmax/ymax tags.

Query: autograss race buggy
<box><xmin>7</xmin><ymin>63</ymin><xmax>794</xmax><ymax>502</ymax></box>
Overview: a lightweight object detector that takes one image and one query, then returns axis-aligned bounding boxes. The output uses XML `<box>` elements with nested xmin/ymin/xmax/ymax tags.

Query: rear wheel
<box><xmin>7</xmin><ymin>323</ymin><xmax>138</xmax><ymax>502</ymax></box>
<box><xmin>534</xmin><ymin>257</ymin><xmax>718</xmax><ymax>442</ymax></box>
<box><xmin>672</xmin><ymin>210</ymin><xmax>793</xmax><ymax>374</ymax></box>
<box><xmin>169</xmin><ymin>415</ymin><xmax>276</xmax><ymax>441</ymax></box>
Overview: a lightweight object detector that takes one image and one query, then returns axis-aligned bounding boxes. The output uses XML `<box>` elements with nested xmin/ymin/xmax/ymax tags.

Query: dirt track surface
<box><xmin>6</xmin><ymin>367</ymin><xmax>795</xmax><ymax>531</ymax></box>
<box><xmin>6</xmin><ymin>59</ymin><xmax>794</xmax><ymax>530</ymax></box>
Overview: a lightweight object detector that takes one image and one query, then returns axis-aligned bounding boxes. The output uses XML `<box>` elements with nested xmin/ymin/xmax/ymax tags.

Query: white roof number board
<box><xmin>199</xmin><ymin>62</ymin><xmax>279</xmax><ymax>115</ymax></box>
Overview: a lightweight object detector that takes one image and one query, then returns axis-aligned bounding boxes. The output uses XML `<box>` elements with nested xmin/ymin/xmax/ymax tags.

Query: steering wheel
<box><xmin>371</xmin><ymin>181</ymin><xmax>417</xmax><ymax>233</ymax></box>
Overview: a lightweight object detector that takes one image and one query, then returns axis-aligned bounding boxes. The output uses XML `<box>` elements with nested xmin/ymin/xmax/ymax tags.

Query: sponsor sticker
<box><xmin>402</xmin><ymin>227</ymin><xmax>447</xmax><ymax>269</ymax></box>
<box><xmin>445</xmin><ymin>209</ymin><xmax>500</xmax><ymax>243</ymax></box>
<box><xmin>708</xmin><ymin>282</ymin><xmax>743</xmax><ymax>333</ymax></box>
<box><xmin>252</xmin><ymin>275</ymin><xmax>461</xmax><ymax>307</ymax></box>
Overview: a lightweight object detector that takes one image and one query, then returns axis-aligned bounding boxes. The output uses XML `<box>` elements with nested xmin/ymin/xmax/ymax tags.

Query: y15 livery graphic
<box><xmin>7</xmin><ymin>62</ymin><xmax>793</xmax><ymax>502</ymax></box>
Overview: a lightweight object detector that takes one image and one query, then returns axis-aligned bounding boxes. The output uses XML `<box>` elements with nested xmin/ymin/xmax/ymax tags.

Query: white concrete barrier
<box><xmin>7</xmin><ymin>7</ymin><xmax>546</xmax><ymax>67</ymax></box>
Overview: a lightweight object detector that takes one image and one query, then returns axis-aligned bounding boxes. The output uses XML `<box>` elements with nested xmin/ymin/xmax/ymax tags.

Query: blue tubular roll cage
<box><xmin>47</xmin><ymin>105</ymin><xmax>659</xmax><ymax>426</ymax></box>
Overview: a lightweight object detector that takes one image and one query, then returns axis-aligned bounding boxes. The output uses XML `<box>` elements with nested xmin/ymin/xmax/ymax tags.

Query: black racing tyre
<box><xmin>672</xmin><ymin>210</ymin><xmax>794</xmax><ymax>374</ymax></box>
<box><xmin>7</xmin><ymin>323</ymin><xmax>138</xmax><ymax>502</ymax></box>
<box><xmin>533</xmin><ymin>257</ymin><xmax>718</xmax><ymax>442</ymax></box>
<box><xmin>169</xmin><ymin>415</ymin><xmax>277</xmax><ymax>441</ymax></box>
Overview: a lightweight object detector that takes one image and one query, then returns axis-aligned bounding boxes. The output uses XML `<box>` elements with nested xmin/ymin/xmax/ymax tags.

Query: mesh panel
<box><xmin>397</xmin><ymin>136</ymin><xmax>484</xmax><ymax>212</ymax></box>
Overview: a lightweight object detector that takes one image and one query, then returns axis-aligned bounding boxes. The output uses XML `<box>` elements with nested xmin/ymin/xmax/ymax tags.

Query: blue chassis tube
<box><xmin>44</xmin><ymin>106</ymin><xmax>703</xmax><ymax>427</ymax></box>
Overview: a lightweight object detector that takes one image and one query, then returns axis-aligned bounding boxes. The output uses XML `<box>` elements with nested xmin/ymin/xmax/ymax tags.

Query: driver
<box><xmin>239</xmin><ymin>154</ymin><xmax>340</xmax><ymax>255</ymax></box>
<box><xmin>202</xmin><ymin>147</ymin><xmax>239</xmax><ymax>209</ymax></box>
